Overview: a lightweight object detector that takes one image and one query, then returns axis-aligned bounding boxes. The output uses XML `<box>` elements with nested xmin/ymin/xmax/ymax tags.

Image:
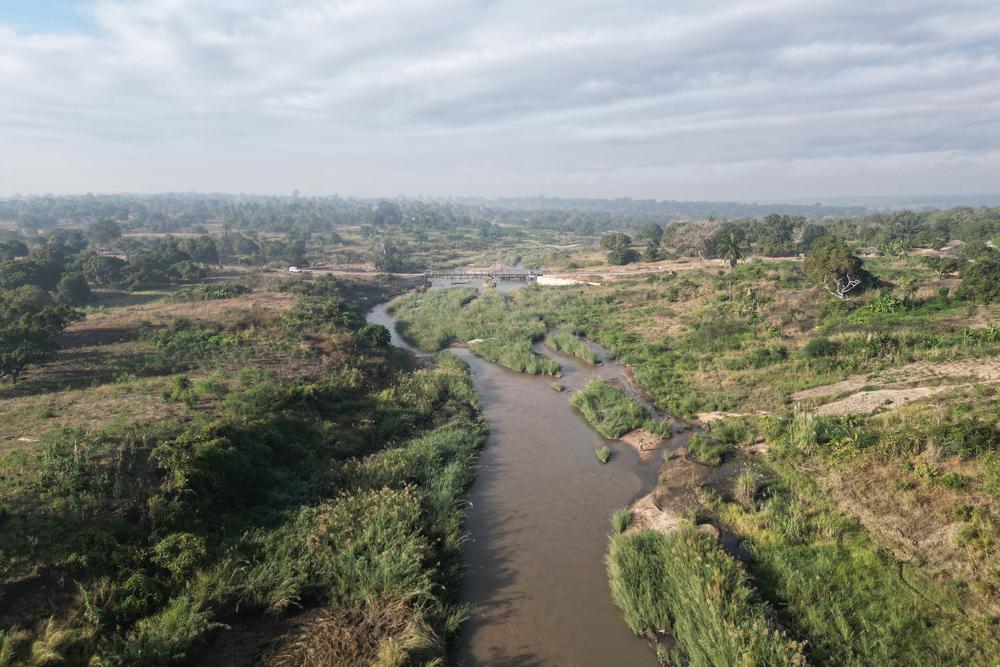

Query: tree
<box><xmin>0</xmin><ymin>286</ymin><xmax>80</xmax><ymax>383</ymax></box>
<box><xmin>600</xmin><ymin>233</ymin><xmax>638</xmax><ymax>265</ymax></box>
<box><xmin>55</xmin><ymin>272</ymin><xmax>93</xmax><ymax>305</ymax></box>
<box><xmin>803</xmin><ymin>237</ymin><xmax>874</xmax><ymax>300</ymax></box>
<box><xmin>607</xmin><ymin>243</ymin><xmax>639</xmax><ymax>265</ymax></box>
<box><xmin>369</xmin><ymin>201</ymin><xmax>402</xmax><ymax>226</ymax></box>
<box><xmin>373</xmin><ymin>238</ymin><xmax>401</xmax><ymax>273</ymax></box>
<box><xmin>800</xmin><ymin>224</ymin><xmax>829</xmax><ymax>252</ymax></box>
<box><xmin>956</xmin><ymin>252</ymin><xmax>1000</xmax><ymax>303</ymax></box>
<box><xmin>639</xmin><ymin>223</ymin><xmax>663</xmax><ymax>243</ymax></box>
<box><xmin>641</xmin><ymin>239</ymin><xmax>663</xmax><ymax>262</ymax></box>
<box><xmin>756</xmin><ymin>214</ymin><xmax>799</xmax><ymax>256</ymax></box>
<box><xmin>74</xmin><ymin>252</ymin><xmax>127</xmax><ymax>288</ymax></box>
<box><xmin>358</xmin><ymin>323</ymin><xmax>391</xmax><ymax>347</ymax></box>
<box><xmin>86</xmin><ymin>219</ymin><xmax>122</xmax><ymax>248</ymax></box>
<box><xmin>715</xmin><ymin>232</ymin><xmax>747</xmax><ymax>299</ymax></box>
<box><xmin>922</xmin><ymin>256</ymin><xmax>962</xmax><ymax>279</ymax></box>
<box><xmin>0</xmin><ymin>239</ymin><xmax>29</xmax><ymax>261</ymax></box>
<box><xmin>600</xmin><ymin>232</ymin><xmax>632</xmax><ymax>251</ymax></box>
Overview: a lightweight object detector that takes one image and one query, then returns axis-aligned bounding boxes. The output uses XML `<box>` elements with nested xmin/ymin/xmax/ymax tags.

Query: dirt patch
<box><xmin>790</xmin><ymin>355</ymin><xmax>1000</xmax><ymax>415</ymax></box>
<box><xmin>696</xmin><ymin>411</ymin><xmax>752</xmax><ymax>423</ymax></box>
<box><xmin>813</xmin><ymin>385</ymin><xmax>962</xmax><ymax>416</ymax></box>
<box><xmin>620</xmin><ymin>428</ymin><xmax>665</xmax><ymax>461</ymax></box>
<box><xmin>79</xmin><ymin>292</ymin><xmax>297</xmax><ymax>335</ymax></box>
<box><xmin>627</xmin><ymin>492</ymin><xmax>681</xmax><ymax>535</ymax></box>
<box><xmin>628</xmin><ymin>446</ymin><xmax>725</xmax><ymax>535</ymax></box>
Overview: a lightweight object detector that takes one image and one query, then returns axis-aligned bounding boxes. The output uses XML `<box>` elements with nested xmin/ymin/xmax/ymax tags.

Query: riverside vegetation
<box><xmin>0</xmin><ymin>253</ymin><xmax>487</xmax><ymax>663</ymax></box>
<box><xmin>4</xmin><ymin>198</ymin><xmax>1000</xmax><ymax>665</ymax></box>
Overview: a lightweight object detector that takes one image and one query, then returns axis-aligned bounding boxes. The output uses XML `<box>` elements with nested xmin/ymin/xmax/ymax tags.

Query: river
<box><xmin>367</xmin><ymin>283</ymin><xmax>659</xmax><ymax>666</ymax></box>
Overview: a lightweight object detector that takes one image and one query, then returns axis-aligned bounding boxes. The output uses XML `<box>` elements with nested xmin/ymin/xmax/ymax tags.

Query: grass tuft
<box><xmin>571</xmin><ymin>378</ymin><xmax>648</xmax><ymax>439</ymax></box>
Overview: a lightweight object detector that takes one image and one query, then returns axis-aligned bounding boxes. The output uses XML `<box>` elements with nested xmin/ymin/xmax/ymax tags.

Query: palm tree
<box><xmin>717</xmin><ymin>232</ymin><xmax>747</xmax><ymax>299</ymax></box>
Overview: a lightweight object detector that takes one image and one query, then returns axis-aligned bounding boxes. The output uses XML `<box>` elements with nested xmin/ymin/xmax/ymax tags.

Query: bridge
<box><xmin>423</xmin><ymin>271</ymin><xmax>540</xmax><ymax>282</ymax></box>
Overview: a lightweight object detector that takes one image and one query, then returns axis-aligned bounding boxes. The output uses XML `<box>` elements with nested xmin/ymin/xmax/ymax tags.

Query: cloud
<box><xmin>1</xmin><ymin>0</ymin><xmax>999</xmax><ymax>200</ymax></box>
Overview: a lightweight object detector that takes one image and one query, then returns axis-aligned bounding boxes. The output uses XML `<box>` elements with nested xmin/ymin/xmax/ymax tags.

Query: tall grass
<box><xmin>571</xmin><ymin>378</ymin><xmax>648</xmax><ymax>439</ymax></box>
<box><xmin>545</xmin><ymin>331</ymin><xmax>600</xmax><ymax>364</ymax></box>
<box><xmin>607</xmin><ymin>527</ymin><xmax>806</xmax><ymax>666</ymax></box>
<box><xmin>469</xmin><ymin>337</ymin><xmax>560</xmax><ymax>376</ymax></box>
<box><xmin>687</xmin><ymin>434</ymin><xmax>730</xmax><ymax>466</ymax></box>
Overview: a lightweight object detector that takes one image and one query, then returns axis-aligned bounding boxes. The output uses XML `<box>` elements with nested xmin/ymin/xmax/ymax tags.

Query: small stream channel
<box><xmin>366</xmin><ymin>278</ymin><xmax>660</xmax><ymax>666</ymax></box>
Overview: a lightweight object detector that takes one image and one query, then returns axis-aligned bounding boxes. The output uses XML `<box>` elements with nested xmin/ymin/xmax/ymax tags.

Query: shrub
<box><xmin>595</xmin><ymin>446</ymin><xmax>612</xmax><ymax>463</ymax></box>
<box><xmin>152</xmin><ymin>533</ymin><xmax>208</xmax><ymax>582</ymax></box>
<box><xmin>804</xmin><ymin>337</ymin><xmax>839</xmax><ymax>358</ymax></box>
<box><xmin>148</xmin><ymin>319</ymin><xmax>240</xmax><ymax>365</ymax></box>
<box><xmin>172</xmin><ymin>283</ymin><xmax>251</xmax><ymax>301</ymax></box>
<box><xmin>723</xmin><ymin>345</ymin><xmax>788</xmax><ymax>370</ymax></box>
<box><xmin>709</xmin><ymin>417</ymin><xmax>755</xmax><ymax>446</ymax></box>
<box><xmin>358</xmin><ymin>323</ymin><xmax>391</xmax><ymax>348</ymax></box>
<box><xmin>956</xmin><ymin>252</ymin><xmax>1000</xmax><ymax>303</ymax></box>
<box><xmin>687</xmin><ymin>434</ymin><xmax>729</xmax><ymax>466</ymax></box>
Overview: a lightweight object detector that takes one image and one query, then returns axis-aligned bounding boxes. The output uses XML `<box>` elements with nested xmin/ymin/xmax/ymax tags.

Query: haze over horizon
<box><xmin>2</xmin><ymin>1</ymin><xmax>1000</xmax><ymax>201</ymax></box>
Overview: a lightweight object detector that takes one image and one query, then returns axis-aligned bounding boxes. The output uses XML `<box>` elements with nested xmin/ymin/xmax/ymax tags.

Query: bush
<box><xmin>152</xmin><ymin>533</ymin><xmax>208</xmax><ymax>582</ymax></box>
<box><xmin>956</xmin><ymin>252</ymin><xmax>1000</xmax><ymax>303</ymax></box>
<box><xmin>803</xmin><ymin>337</ymin><xmax>839</xmax><ymax>358</ymax></box>
<box><xmin>687</xmin><ymin>433</ymin><xmax>729</xmax><ymax>466</ymax></box>
<box><xmin>148</xmin><ymin>319</ymin><xmax>240</xmax><ymax>365</ymax></box>
<box><xmin>595</xmin><ymin>446</ymin><xmax>612</xmax><ymax>463</ymax></box>
<box><xmin>723</xmin><ymin>345</ymin><xmax>788</xmax><ymax>370</ymax></box>
<box><xmin>358</xmin><ymin>323</ymin><xmax>391</xmax><ymax>348</ymax></box>
<box><xmin>709</xmin><ymin>418</ymin><xmax>755</xmax><ymax>446</ymax></box>
<box><xmin>172</xmin><ymin>283</ymin><xmax>251</xmax><ymax>301</ymax></box>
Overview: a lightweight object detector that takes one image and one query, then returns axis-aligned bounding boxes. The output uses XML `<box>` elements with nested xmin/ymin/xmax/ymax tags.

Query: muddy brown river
<box><xmin>367</xmin><ymin>288</ymin><xmax>659</xmax><ymax>666</ymax></box>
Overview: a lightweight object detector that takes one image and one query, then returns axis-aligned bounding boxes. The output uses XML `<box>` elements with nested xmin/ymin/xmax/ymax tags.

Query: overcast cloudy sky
<box><xmin>1</xmin><ymin>0</ymin><xmax>999</xmax><ymax>201</ymax></box>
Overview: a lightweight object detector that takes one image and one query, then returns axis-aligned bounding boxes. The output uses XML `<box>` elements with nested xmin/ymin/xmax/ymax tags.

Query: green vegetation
<box><xmin>571</xmin><ymin>378</ymin><xmax>648</xmax><ymax>439</ymax></box>
<box><xmin>686</xmin><ymin>433</ymin><xmax>729</xmax><ymax>466</ymax></box>
<box><xmin>0</xmin><ymin>274</ymin><xmax>487</xmax><ymax>665</ymax></box>
<box><xmin>6</xmin><ymin>195</ymin><xmax>1000</xmax><ymax>665</ymax></box>
<box><xmin>469</xmin><ymin>336</ymin><xmax>560</xmax><ymax>375</ymax></box>
<box><xmin>595</xmin><ymin>445</ymin><xmax>612</xmax><ymax>463</ymax></box>
<box><xmin>169</xmin><ymin>282</ymin><xmax>251</xmax><ymax>301</ymax></box>
<box><xmin>390</xmin><ymin>288</ymin><xmax>561</xmax><ymax>375</ymax></box>
<box><xmin>957</xmin><ymin>252</ymin><xmax>1000</xmax><ymax>303</ymax></box>
<box><xmin>545</xmin><ymin>331</ymin><xmax>600</xmax><ymax>364</ymax></box>
<box><xmin>611</xmin><ymin>508</ymin><xmax>632</xmax><ymax>534</ymax></box>
<box><xmin>607</xmin><ymin>527</ymin><xmax>806</xmax><ymax>666</ymax></box>
<box><xmin>0</xmin><ymin>286</ymin><xmax>81</xmax><ymax>383</ymax></box>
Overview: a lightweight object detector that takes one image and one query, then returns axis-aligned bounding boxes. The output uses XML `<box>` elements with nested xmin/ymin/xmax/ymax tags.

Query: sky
<box><xmin>1</xmin><ymin>1</ymin><xmax>999</xmax><ymax>202</ymax></box>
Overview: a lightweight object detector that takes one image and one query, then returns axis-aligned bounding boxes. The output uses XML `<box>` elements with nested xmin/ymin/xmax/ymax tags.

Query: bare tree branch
<box><xmin>822</xmin><ymin>273</ymin><xmax>861</xmax><ymax>300</ymax></box>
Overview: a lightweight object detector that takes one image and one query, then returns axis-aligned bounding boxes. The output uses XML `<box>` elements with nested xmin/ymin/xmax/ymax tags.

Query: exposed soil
<box><xmin>790</xmin><ymin>354</ymin><xmax>1000</xmax><ymax>415</ymax></box>
<box><xmin>620</xmin><ymin>428</ymin><xmax>666</xmax><ymax>462</ymax></box>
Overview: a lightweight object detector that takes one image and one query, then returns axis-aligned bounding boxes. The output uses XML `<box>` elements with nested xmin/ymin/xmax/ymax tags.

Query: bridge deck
<box><xmin>424</xmin><ymin>271</ymin><xmax>540</xmax><ymax>281</ymax></box>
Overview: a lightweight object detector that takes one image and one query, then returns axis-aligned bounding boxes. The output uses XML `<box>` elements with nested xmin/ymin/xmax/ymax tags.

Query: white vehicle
<box><xmin>287</xmin><ymin>266</ymin><xmax>302</xmax><ymax>273</ymax></box>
